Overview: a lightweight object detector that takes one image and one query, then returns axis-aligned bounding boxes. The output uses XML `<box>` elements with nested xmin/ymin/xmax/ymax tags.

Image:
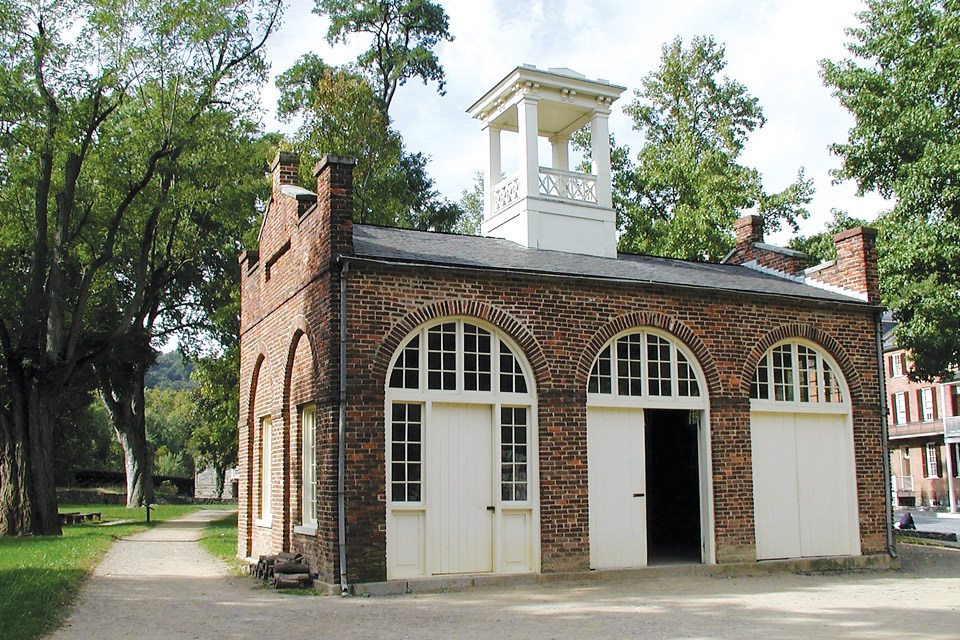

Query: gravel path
<box><xmin>51</xmin><ymin>513</ymin><xmax>960</xmax><ymax>639</ymax></box>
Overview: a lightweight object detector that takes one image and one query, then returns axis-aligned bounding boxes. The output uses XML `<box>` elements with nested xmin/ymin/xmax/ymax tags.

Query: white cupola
<box><xmin>467</xmin><ymin>65</ymin><xmax>625</xmax><ymax>258</ymax></box>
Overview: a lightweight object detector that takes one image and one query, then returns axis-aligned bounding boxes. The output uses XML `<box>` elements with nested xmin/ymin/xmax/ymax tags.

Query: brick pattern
<box><xmin>807</xmin><ymin>227</ymin><xmax>880</xmax><ymax>302</ymax></box>
<box><xmin>239</xmin><ymin>164</ymin><xmax>887</xmax><ymax>584</ymax></box>
<box><xmin>727</xmin><ymin>215</ymin><xmax>808</xmax><ymax>276</ymax></box>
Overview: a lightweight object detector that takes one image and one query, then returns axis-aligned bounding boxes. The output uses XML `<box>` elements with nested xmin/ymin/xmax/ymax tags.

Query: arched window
<box><xmin>750</xmin><ymin>340</ymin><xmax>845</xmax><ymax>405</ymax></box>
<box><xmin>588</xmin><ymin>328</ymin><xmax>705</xmax><ymax>405</ymax></box>
<box><xmin>388</xmin><ymin>319</ymin><xmax>530</xmax><ymax>396</ymax></box>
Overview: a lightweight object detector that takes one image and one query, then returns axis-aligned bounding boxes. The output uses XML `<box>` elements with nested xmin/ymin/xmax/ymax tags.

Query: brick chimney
<box><xmin>314</xmin><ymin>155</ymin><xmax>356</xmax><ymax>263</ymax></box>
<box><xmin>271</xmin><ymin>151</ymin><xmax>300</xmax><ymax>198</ymax></box>
<box><xmin>725</xmin><ymin>214</ymin><xmax>808</xmax><ymax>276</ymax></box>
<box><xmin>830</xmin><ymin>226</ymin><xmax>880</xmax><ymax>302</ymax></box>
<box><xmin>734</xmin><ymin>214</ymin><xmax>764</xmax><ymax>248</ymax></box>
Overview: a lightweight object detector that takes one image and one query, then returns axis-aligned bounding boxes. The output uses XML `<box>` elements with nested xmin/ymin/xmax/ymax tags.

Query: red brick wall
<box><xmin>240</xmin><ymin>166</ymin><xmax>887</xmax><ymax>584</ymax></box>
<box><xmin>807</xmin><ymin>227</ymin><xmax>880</xmax><ymax>302</ymax></box>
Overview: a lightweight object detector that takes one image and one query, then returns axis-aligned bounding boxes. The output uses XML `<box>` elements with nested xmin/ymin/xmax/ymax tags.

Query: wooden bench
<box><xmin>58</xmin><ymin>511</ymin><xmax>102</xmax><ymax>525</ymax></box>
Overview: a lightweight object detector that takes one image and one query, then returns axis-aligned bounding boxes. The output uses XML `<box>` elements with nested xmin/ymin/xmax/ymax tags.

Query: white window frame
<box><xmin>587</xmin><ymin>327</ymin><xmax>708</xmax><ymax>410</ymax></box>
<box><xmin>920</xmin><ymin>388</ymin><xmax>935</xmax><ymax>423</ymax></box>
<box><xmin>750</xmin><ymin>339</ymin><xmax>850</xmax><ymax>414</ymax></box>
<box><xmin>925</xmin><ymin>442</ymin><xmax>939</xmax><ymax>478</ymax></box>
<box><xmin>891</xmin><ymin>352</ymin><xmax>904</xmax><ymax>378</ymax></box>
<box><xmin>256</xmin><ymin>416</ymin><xmax>272</xmax><ymax>527</ymax></box>
<box><xmin>296</xmin><ymin>404</ymin><xmax>317</xmax><ymax>534</ymax></box>
<box><xmin>893</xmin><ymin>392</ymin><xmax>907</xmax><ymax>425</ymax></box>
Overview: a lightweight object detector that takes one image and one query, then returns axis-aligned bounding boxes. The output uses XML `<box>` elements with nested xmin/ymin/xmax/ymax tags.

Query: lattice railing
<box><xmin>494</xmin><ymin>173</ymin><xmax>521</xmax><ymax>211</ymax></box>
<box><xmin>538</xmin><ymin>167</ymin><xmax>597</xmax><ymax>203</ymax></box>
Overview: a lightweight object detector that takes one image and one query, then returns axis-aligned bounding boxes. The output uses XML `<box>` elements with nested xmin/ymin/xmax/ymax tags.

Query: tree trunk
<box><xmin>215</xmin><ymin>463</ymin><xmax>226</xmax><ymax>500</ymax></box>
<box><xmin>0</xmin><ymin>365</ymin><xmax>63</xmax><ymax>536</ymax></box>
<box><xmin>98</xmin><ymin>364</ymin><xmax>154</xmax><ymax>508</ymax></box>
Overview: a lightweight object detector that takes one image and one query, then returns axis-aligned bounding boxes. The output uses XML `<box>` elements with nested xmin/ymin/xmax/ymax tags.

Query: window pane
<box><xmin>427</xmin><ymin>323</ymin><xmax>457</xmax><ymax>390</ymax></box>
<box><xmin>500</xmin><ymin>407</ymin><xmax>528</xmax><ymax>502</ymax></box>
<box><xmin>500</xmin><ymin>343</ymin><xmax>527</xmax><ymax>393</ymax></box>
<box><xmin>646</xmin><ymin>334</ymin><xmax>672</xmax><ymax>396</ymax></box>
<box><xmin>772</xmin><ymin>344</ymin><xmax>795</xmax><ymax>401</ymax></box>
<box><xmin>464</xmin><ymin>324</ymin><xmax>492</xmax><ymax>392</ymax></box>
<box><xmin>301</xmin><ymin>407</ymin><xmax>316</xmax><ymax>526</ymax></box>
<box><xmin>616</xmin><ymin>334</ymin><xmax>643</xmax><ymax>396</ymax></box>
<box><xmin>589</xmin><ymin>346</ymin><xmax>613</xmax><ymax>394</ymax></box>
<box><xmin>390</xmin><ymin>403</ymin><xmax>423</xmax><ymax>502</ymax></box>
<box><xmin>677</xmin><ymin>352</ymin><xmax>700</xmax><ymax>397</ymax></box>
<box><xmin>389</xmin><ymin>335</ymin><xmax>420</xmax><ymax>389</ymax></box>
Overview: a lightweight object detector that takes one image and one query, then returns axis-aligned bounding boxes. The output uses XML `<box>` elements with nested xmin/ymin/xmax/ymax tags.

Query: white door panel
<box><xmin>588</xmin><ymin>406</ymin><xmax>647</xmax><ymax>569</ymax></box>
<box><xmin>795</xmin><ymin>413</ymin><xmax>856</xmax><ymax>557</ymax></box>
<box><xmin>752</xmin><ymin>411</ymin><xmax>859</xmax><ymax>560</ymax></box>
<box><xmin>431</xmin><ymin>403</ymin><xmax>494</xmax><ymax>574</ymax></box>
<box><xmin>751</xmin><ymin>412</ymin><xmax>802</xmax><ymax>560</ymax></box>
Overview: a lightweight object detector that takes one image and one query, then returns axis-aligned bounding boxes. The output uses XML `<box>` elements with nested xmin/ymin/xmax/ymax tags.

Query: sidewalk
<box><xmin>49</xmin><ymin>513</ymin><xmax>960</xmax><ymax>640</ymax></box>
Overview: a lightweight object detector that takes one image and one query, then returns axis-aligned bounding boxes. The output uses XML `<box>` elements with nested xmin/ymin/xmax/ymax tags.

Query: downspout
<box><xmin>876</xmin><ymin>311</ymin><xmax>896</xmax><ymax>559</ymax></box>
<box><xmin>338</xmin><ymin>259</ymin><xmax>350</xmax><ymax>595</ymax></box>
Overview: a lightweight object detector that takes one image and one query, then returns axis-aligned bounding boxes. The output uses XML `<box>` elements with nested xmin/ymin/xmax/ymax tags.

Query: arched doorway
<box><xmin>749</xmin><ymin>338</ymin><xmax>860</xmax><ymax>560</ymax></box>
<box><xmin>586</xmin><ymin>327</ymin><xmax>712</xmax><ymax>568</ymax></box>
<box><xmin>385</xmin><ymin>317</ymin><xmax>538</xmax><ymax>579</ymax></box>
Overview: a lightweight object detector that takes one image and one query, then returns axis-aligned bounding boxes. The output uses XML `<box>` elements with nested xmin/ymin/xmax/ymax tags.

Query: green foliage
<box><xmin>276</xmin><ymin>54</ymin><xmax>462</xmax><ymax>230</ymax></box>
<box><xmin>822</xmin><ymin>0</ymin><xmax>960</xmax><ymax>378</ymax></box>
<box><xmin>198</xmin><ymin>512</ymin><xmax>240</xmax><ymax>567</ymax></box>
<box><xmin>316</xmin><ymin>0</ymin><xmax>454</xmax><ymax>112</ymax></box>
<box><xmin>788</xmin><ymin>210</ymin><xmax>869</xmax><ymax>266</ymax></box>
<box><xmin>145</xmin><ymin>388</ymin><xmax>196</xmax><ymax>477</ymax></box>
<box><xmin>145</xmin><ymin>351</ymin><xmax>196</xmax><ymax>390</ymax></box>
<box><xmin>454</xmin><ymin>172</ymin><xmax>484</xmax><ymax>235</ymax></box>
<box><xmin>52</xmin><ymin>394</ymin><xmax>121</xmax><ymax>484</ymax></box>
<box><xmin>621</xmin><ymin>36</ymin><xmax>813</xmax><ymax>261</ymax></box>
<box><xmin>190</xmin><ymin>347</ymin><xmax>239</xmax><ymax>498</ymax></box>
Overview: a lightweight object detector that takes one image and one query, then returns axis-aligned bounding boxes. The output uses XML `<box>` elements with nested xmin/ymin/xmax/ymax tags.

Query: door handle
<box><xmin>487</xmin><ymin>505</ymin><xmax>495</xmax><ymax>512</ymax></box>
<box><xmin>633</xmin><ymin>493</ymin><xmax>645</xmax><ymax>498</ymax></box>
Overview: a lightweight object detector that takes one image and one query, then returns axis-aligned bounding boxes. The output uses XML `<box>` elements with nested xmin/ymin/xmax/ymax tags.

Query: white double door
<box><xmin>587</xmin><ymin>406</ymin><xmax>648</xmax><ymax>569</ymax></box>
<box><xmin>751</xmin><ymin>411</ymin><xmax>860</xmax><ymax>560</ymax></box>
<box><xmin>389</xmin><ymin>402</ymin><xmax>535</xmax><ymax>578</ymax></box>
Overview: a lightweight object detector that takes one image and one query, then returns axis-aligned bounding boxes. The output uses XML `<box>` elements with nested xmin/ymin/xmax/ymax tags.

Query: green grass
<box><xmin>198</xmin><ymin>511</ymin><xmax>240</xmax><ymax>569</ymax></box>
<box><xmin>0</xmin><ymin>504</ymin><xmax>227</xmax><ymax>640</ymax></box>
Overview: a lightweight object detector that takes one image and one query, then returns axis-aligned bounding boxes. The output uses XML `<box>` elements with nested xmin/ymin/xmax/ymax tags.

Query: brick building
<box><xmin>884</xmin><ymin>327</ymin><xmax>960</xmax><ymax>509</ymax></box>
<box><xmin>239</xmin><ymin>66</ymin><xmax>891</xmax><ymax>591</ymax></box>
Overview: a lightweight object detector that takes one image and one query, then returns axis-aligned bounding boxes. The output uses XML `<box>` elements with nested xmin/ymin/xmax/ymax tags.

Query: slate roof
<box><xmin>351</xmin><ymin>225</ymin><xmax>875</xmax><ymax>306</ymax></box>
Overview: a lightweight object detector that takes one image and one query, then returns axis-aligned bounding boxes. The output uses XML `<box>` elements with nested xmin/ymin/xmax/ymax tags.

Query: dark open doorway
<box><xmin>645</xmin><ymin>408</ymin><xmax>702</xmax><ymax>565</ymax></box>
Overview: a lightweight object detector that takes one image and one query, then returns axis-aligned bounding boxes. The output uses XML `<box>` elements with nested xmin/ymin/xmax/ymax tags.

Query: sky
<box><xmin>260</xmin><ymin>0</ymin><xmax>889</xmax><ymax>245</ymax></box>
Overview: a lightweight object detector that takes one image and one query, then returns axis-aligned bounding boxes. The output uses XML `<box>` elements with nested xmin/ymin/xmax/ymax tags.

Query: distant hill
<box><xmin>146</xmin><ymin>351</ymin><xmax>197</xmax><ymax>390</ymax></box>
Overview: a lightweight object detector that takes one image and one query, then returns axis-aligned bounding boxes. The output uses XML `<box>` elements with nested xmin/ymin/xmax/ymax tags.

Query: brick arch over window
<box><xmin>740</xmin><ymin>323</ymin><xmax>863</xmax><ymax>403</ymax></box>
<box><xmin>372</xmin><ymin>299</ymin><xmax>549</xmax><ymax>388</ymax></box>
<box><xmin>280</xmin><ymin>316</ymin><xmax>318</xmax><ymax>549</ymax></box>
<box><xmin>282</xmin><ymin>315</ymin><xmax>319</xmax><ymax>411</ymax></box>
<box><xmin>245</xmin><ymin>347</ymin><xmax>269</xmax><ymax>557</ymax></box>
<box><xmin>577</xmin><ymin>311</ymin><xmax>722</xmax><ymax>398</ymax></box>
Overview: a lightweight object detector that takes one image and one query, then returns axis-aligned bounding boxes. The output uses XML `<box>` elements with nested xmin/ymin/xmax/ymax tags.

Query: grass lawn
<box><xmin>198</xmin><ymin>511</ymin><xmax>240</xmax><ymax>568</ymax></box>
<box><xmin>0</xmin><ymin>503</ymin><xmax>232</xmax><ymax>640</ymax></box>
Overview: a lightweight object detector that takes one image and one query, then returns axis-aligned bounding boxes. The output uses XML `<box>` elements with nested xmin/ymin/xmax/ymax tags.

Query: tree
<box><xmin>621</xmin><ymin>36</ymin><xmax>814</xmax><ymax>261</ymax></box>
<box><xmin>454</xmin><ymin>172</ymin><xmax>483</xmax><ymax>235</ymax></box>
<box><xmin>0</xmin><ymin>0</ymin><xmax>279</xmax><ymax>534</ymax></box>
<box><xmin>316</xmin><ymin>0</ymin><xmax>454</xmax><ymax>113</ymax></box>
<box><xmin>190</xmin><ymin>346</ymin><xmax>239</xmax><ymax>499</ymax></box>
<box><xmin>821</xmin><ymin>0</ymin><xmax>960</xmax><ymax>379</ymax></box>
<box><xmin>788</xmin><ymin>210</ymin><xmax>869</xmax><ymax>266</ymax></box>
<box><xmin>277</xmin><ymin>54</ymin><xmax>462</xmax><ymax>230</ymax></box>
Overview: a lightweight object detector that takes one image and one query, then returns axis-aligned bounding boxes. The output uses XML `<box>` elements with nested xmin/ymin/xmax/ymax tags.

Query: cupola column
<box><xmin>483</xmin><ymin>124</ymin><xmax>501</xmax><ymax>220</ymax></box>
<box><xmin>518</xmin><ymin>94</ymin><xmax>540</xmax><ymax>199</ymax></box>
<box><xmin>591</xmin><ymin>108</ymin><xmax>612</xmax><ymax>209</ymax></box>
<box><xmin>550</xmin><ymin>135</ymin><xmax>569</xmax><ymax>172</ymax></box>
